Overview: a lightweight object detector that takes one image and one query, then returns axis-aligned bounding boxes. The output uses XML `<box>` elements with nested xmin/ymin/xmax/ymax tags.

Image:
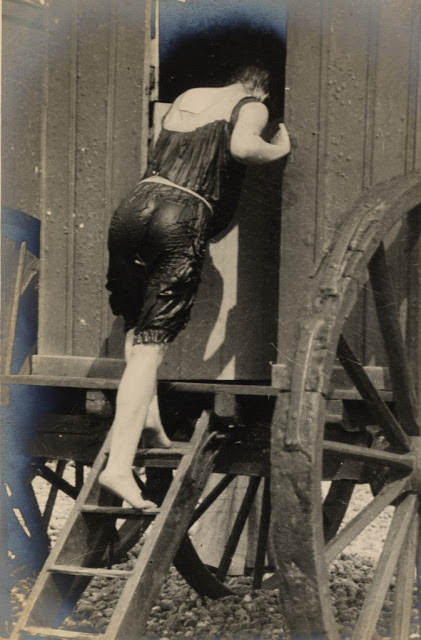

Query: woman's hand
<box><xmin>231</xmin><ymin>104</ymin><xmax>291</xmax><ymax>164</ymax></box>
<box><xmin>271</xmin><ymin>123</ymin><xmax>290</xmax><ymax>150</ymax></box>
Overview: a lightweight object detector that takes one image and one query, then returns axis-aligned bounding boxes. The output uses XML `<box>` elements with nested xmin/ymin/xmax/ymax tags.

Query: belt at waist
<box><xmin>140</xmin><ymin>176</ymin><xmax>213</xmax><ymax>213</ymax></box>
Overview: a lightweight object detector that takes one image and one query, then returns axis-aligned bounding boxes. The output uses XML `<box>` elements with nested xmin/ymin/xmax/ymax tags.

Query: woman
<box><xmin>99</xmin><ymin>66</ymin><xmax>290</xmax><ymax>510</ymax></box>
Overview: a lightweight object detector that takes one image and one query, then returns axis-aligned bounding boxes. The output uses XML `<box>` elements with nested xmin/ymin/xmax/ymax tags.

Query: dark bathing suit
<box><xmin>106</xmin><ymin>96</ymin><xmax>260</xmax><ymax>344</ymax></box>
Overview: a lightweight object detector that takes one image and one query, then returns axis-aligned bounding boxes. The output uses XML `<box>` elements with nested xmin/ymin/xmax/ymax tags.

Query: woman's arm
<box><xmin>230</xmin><ymin>102</ymin><xmax>290</xmax><ymax>164</ymax></box>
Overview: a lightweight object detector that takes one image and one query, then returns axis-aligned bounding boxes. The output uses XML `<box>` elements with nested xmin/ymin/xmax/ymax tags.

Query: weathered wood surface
<box><xmin>4</xmin><ymin>0</ymin><xmax>285</xmax><ymax>379</ymax></box>
<box><xmin>11</xmin><ymin>411</ymin><xmax>220</xmax><ymax>640</ymax></box>
<box><xmin>3</xmin><ymin>1</ymin><xmax>46</xmax><ymax>218</ymax></box>
<box><xmin>6</xmin><ymin>0</ymin><xmax>419</xmax><ymax>382</ymax></box>
<box><xmin>276</xmin><ymin>0</ymin><xmax>421</xmax><ymax>366</ymax></box>
<box><xmin>270</xmin><ymin>168</ymin><xmax>421</xmax><ymax>636</ymax></box>
<box><xmin>37</xmin><ymin>0</ymin><xmax>151</xmax><ymax>359</ymax></box>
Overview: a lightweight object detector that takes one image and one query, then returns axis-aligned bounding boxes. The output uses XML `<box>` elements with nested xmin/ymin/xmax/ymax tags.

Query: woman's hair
<box><xmin>230</xmin><ymin>65</ymin><xmax>270</xmax><ymax>95</ymax></box>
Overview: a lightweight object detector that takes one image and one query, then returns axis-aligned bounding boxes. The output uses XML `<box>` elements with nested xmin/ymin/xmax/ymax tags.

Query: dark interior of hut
<box><xmin>158</xmin><ymin>21</ymin><xmax>286</xmax><ymax>119</ymax></box>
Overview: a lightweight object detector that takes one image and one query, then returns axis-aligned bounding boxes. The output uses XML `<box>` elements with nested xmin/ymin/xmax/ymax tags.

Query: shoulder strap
<box><xmin>230</xmin><ymin>97</ymin><xmax>262</xmax><ymax>128</ymax></box>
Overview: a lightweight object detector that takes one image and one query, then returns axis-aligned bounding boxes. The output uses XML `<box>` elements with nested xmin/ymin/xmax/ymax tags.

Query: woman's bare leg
<box><xmin>143</xmin><ymin>387</ymin><xmax>172</xmax><ymax>448</ymax></box>
<box><xmin>99</xmin><ymin>342</ymin><xmax>166</xmax><ymax>509</ymax></box>
<box><xmin>124</xmin><ymin>328</ymin><xmax>135</xmax><ymax>362</ymax></box>
<box><xmin>126</xmin><ymin>330</ymin><xmax>171</xmax><ymax>448</ymax></box>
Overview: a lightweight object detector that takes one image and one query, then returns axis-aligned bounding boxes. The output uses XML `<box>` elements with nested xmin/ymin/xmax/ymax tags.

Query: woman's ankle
<box><xmin>142</xmin><ymin>426</ymin><xmax>171</xmax><ymax>448</ymax></box>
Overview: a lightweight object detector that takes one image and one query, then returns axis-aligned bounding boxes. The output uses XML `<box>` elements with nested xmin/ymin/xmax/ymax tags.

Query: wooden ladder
<box><xmin>10</xmin><ymin>410</ymin><xmax>220</xmax><ymax>640</ymax></box>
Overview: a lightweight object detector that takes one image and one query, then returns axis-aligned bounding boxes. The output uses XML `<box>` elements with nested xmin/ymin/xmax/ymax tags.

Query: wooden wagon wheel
<box><xmin>173</xmin><ymin>458</ymin><xmax>357</xmax><ymax>597</ymax></box>
<box><xmin>270</xmin><ymin>174</ymin><xmax>421</xmax><ymax>639</ymax></box>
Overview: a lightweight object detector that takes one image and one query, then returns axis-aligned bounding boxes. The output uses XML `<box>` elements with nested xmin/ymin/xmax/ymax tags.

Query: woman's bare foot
<box><xmin>142</xmin><ymin>426</ymin><xmax>172</xmax><ymax>449</ymax></box>
<box><xmin>98</xmin><ymin>469</ymin><xmax>159</xmax><ymax>512</ymax></box>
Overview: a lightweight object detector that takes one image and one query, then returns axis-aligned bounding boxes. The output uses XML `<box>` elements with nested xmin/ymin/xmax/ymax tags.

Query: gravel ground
<box><xmin>6</xmin><ymin>467</ymin><xmax>421</xmax><ymax>639</ymax></box>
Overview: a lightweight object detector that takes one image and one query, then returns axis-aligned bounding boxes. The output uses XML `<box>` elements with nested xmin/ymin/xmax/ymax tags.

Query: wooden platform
<box><xmin>0</xmin><ymin>363</ymin><xmax>395</xmax><ymax>401</ymax></box>
<box><xmin>0</xmin><ymin>373</ymin><xmax>280</xmax><ymax>395</ymax></box>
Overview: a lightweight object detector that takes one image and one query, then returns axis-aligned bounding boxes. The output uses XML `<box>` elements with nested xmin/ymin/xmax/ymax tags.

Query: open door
<box><xmin>155</xmin><ymin>0</ymin><xmax>288</xmax><ymax>381</ymax></box>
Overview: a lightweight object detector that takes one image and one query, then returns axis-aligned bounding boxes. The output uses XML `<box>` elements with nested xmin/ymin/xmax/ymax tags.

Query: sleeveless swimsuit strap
<box><xmin>140</xmin><ymin>176</ymin><xmax>213</xmax><ymax>213</ymax></box>
<box><xmin>230</xmin><ymin>96</ymin><xmax>262</xmax><ymax>128</ymax></box>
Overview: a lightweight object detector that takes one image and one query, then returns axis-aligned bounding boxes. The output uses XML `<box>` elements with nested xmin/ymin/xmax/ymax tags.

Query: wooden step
<box><xmin>49</xmin><ymin>564</ymin><xmax>132</xmax><ymax>578</ymax></box>
<box><xmin>0</xmin><ymin>372</ymin><xmax>279</xmax><ymax>395</ymax></box>
<box><xmin>23</xmin><ymin>626</ymin><xmax>101</xmax><ymax>639</ymax></box>
<box><xmin>81</xmin><ymin>504</ymin><xmax>157</xmax><ymax>517</ymax></box>
<box><xmin>10</xmin><ymin>410</ymin><xmax>220</xmax><ymax>640</ymax></box>
<box><xmin>134</xmin><ymin>442</ymin><xmax>188</xmax><ymax>467</ymax></box>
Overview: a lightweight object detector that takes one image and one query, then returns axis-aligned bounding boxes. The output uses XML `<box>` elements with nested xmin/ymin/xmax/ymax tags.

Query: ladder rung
<box><xmin>134</xmin><ymin>444</ymin><xmax>188</xmax><ymax>467</ymax></box>
<box><xmin>137</xmin><ymin>443</ymin><xmax>188</xmax><ymax>457</ymax></box>
<box><xmin>81</xmin><ymin>504</ymin><xmax>158</xmax><ymax>517</ymax></box>
<box><xmin>139</xmin><ymin>441</ymin><xmax>188</xmax><ymax>454</ymax></box>
<box><xmin>23</xmin><ymin>625</ymin><xmax>102</xmax><ymax>639</ymax></box>
<box><xmin>49</xmin><ymin>564</ymin><xmax>132</xmax><ymax>578</ymax></box>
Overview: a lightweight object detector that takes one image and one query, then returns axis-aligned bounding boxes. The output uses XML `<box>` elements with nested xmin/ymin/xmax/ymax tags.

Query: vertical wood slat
<box><xmin>328</xmin><ymin>0</ymin><xmax>375</xmax><ymax>357</ymax></box>
<box><xmin>66</xmin><ymin>1</ymin><xmax>78</xmax><ymax>355</ymax></box>
<box><xmin>39</xmin><ymin>0</ymin><xmax>151</xmax><ymax>358</ymax></box>
<box><xmin>2</xmin><ymin>1</ymin><xmax>46</xmax><ymax>218</ymax></box>
<box><xmin>362</xmin><ymin>0</ymin><xmax>381</xmax><ymax>189</ymax></box>
<box><xmin>39</xmin><ymin>0</ymin><xmax>77</xmax><ymax>356</ymax></box>
<box><xmin>100</xmin><ymin>0</ymin><xmax>118</xmax><ymax>352</ymax></box>
<box><xmin>322</xmin><ymin>0</ymin><xmax>372</xmax><ymax>256</ymax></box>
<box><xmin>416</xmin><ymin>2</ymin><xmax>421</xmax><ymax>172</ymax></box>
<box><xmin>277</xmin><ymin>0</ymin><xmax>324</xmax><ymax>361</ymax></box>
<box><xmin>73</xmin><ymin>0</ymin><xmax>152</xmax><ymax>357</ymax></box>
<box><xmin>72</xmin><ymin>0</ymin><xmax>114</xmax><ymax>356</ymax></box>
<box><xmin>405</xmin><ymin>1</ymin><xmax>421</xmax><ymax>173</ymax></box>
<box><xmin>104</xmin><ymin>0</ymin><xmax>152</xmax><ymax>355</ymax></box>
<box><xmin>372</xmin><ymin>0</ymin><xmax>413</xmax><ymax>183</ymax></box>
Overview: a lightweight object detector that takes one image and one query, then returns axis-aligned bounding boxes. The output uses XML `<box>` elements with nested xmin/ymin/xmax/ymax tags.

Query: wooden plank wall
<box><xmin>29</xmin><ymin>0</ymin><xmax>284</xmax><ymax>381</ymax></box>
<box><xmin>279</xmin><ymin>0</ymin><xmax>421</xmax><ymax>367</ymax></box>
<box><xmin>36</xmin><ymin>0</ymin><xmax>151</xmax><ymax>359</ymax></box>
<box><xmin>2</xmin><ymin>1</ymin><xmax>46</xmax><ymax>218</ymax></box>
<box><xmin>8</xmin><ymin>0</ymin><xmax>419</xmax><ymax>380</ymax></box>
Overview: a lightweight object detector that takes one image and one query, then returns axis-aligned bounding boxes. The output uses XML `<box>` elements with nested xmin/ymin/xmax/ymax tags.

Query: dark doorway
<box><xmin>156</xmin><ymin>0</ymin><xmax>288</xmax><ymax>381</ymax></box>
<box><xmin>158</xmin><ymin>0</ymin><xmax>287</xmax><ymax>118</ymax></box>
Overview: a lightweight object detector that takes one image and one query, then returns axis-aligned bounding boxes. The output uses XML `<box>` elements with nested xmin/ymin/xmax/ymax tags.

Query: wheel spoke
<box><xmin>216</xmin><ymin>476</ymin><xmax>261</xmax><ymax>582</ymax></box>
<box><xmin>252</xmin><ymin>478</ymin><xmax>271</xmax><ymax>589</ymax></box>
<box><xmin>392</xmin><ymin>509</ymin><xmax>419</xmax><ymax>640</ymax></box>
<box><xmin>351</xmin><ymin>493</ymin><xmax>418</xmax><ymax>640</ymax></box>
<box><xmin>75</xmin><ymin>463</ymin><xmax>84</xmax><ymax>492</ymax></box>
<box><xmin>323</xmin><ymin>440</ymin><xmax>413</xmax><ymax>470</ymax></box>
<box><xmin>368</xmin><ymin>242</ymin><xmax>419</xmax><ymax>436</ymax></box>
<box><xmin>323</xmin><ymin>480</ymin><xmax>355</xmax><ymax>543</ymax></box>
<box><xmin>189</xmin><ymin>474</ymin><xmax>236</xmax><ymax>527</ymax></box>
<box><xmin>325</xmin><ymin>476</ymin><xmax>410</xmax><ymax>564</ymax></box>
<box><xmin>35</xmin><ymin>463</ymin><xmax>78</xmax><ymax>500</ymax></box>
<box><xmin>41</xmin><ymin>460</ymin><xmax>67</xmax><ymax>528</ymax></box>
<box><xmin>337</xmin><ymin>335</ymin><xmax>411</xmax><ymax>451</ymax></box>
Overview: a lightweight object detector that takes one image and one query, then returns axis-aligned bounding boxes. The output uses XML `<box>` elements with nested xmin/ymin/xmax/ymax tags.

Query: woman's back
<box><xmin>147</xmin><ymin>88</ymin><xmax>260</xmax><ymax>206</ymax></box>
<box><xmin>163</xmin><ymin>85</ymin><xmax>251</xmax><ymax>132</ymax></box>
